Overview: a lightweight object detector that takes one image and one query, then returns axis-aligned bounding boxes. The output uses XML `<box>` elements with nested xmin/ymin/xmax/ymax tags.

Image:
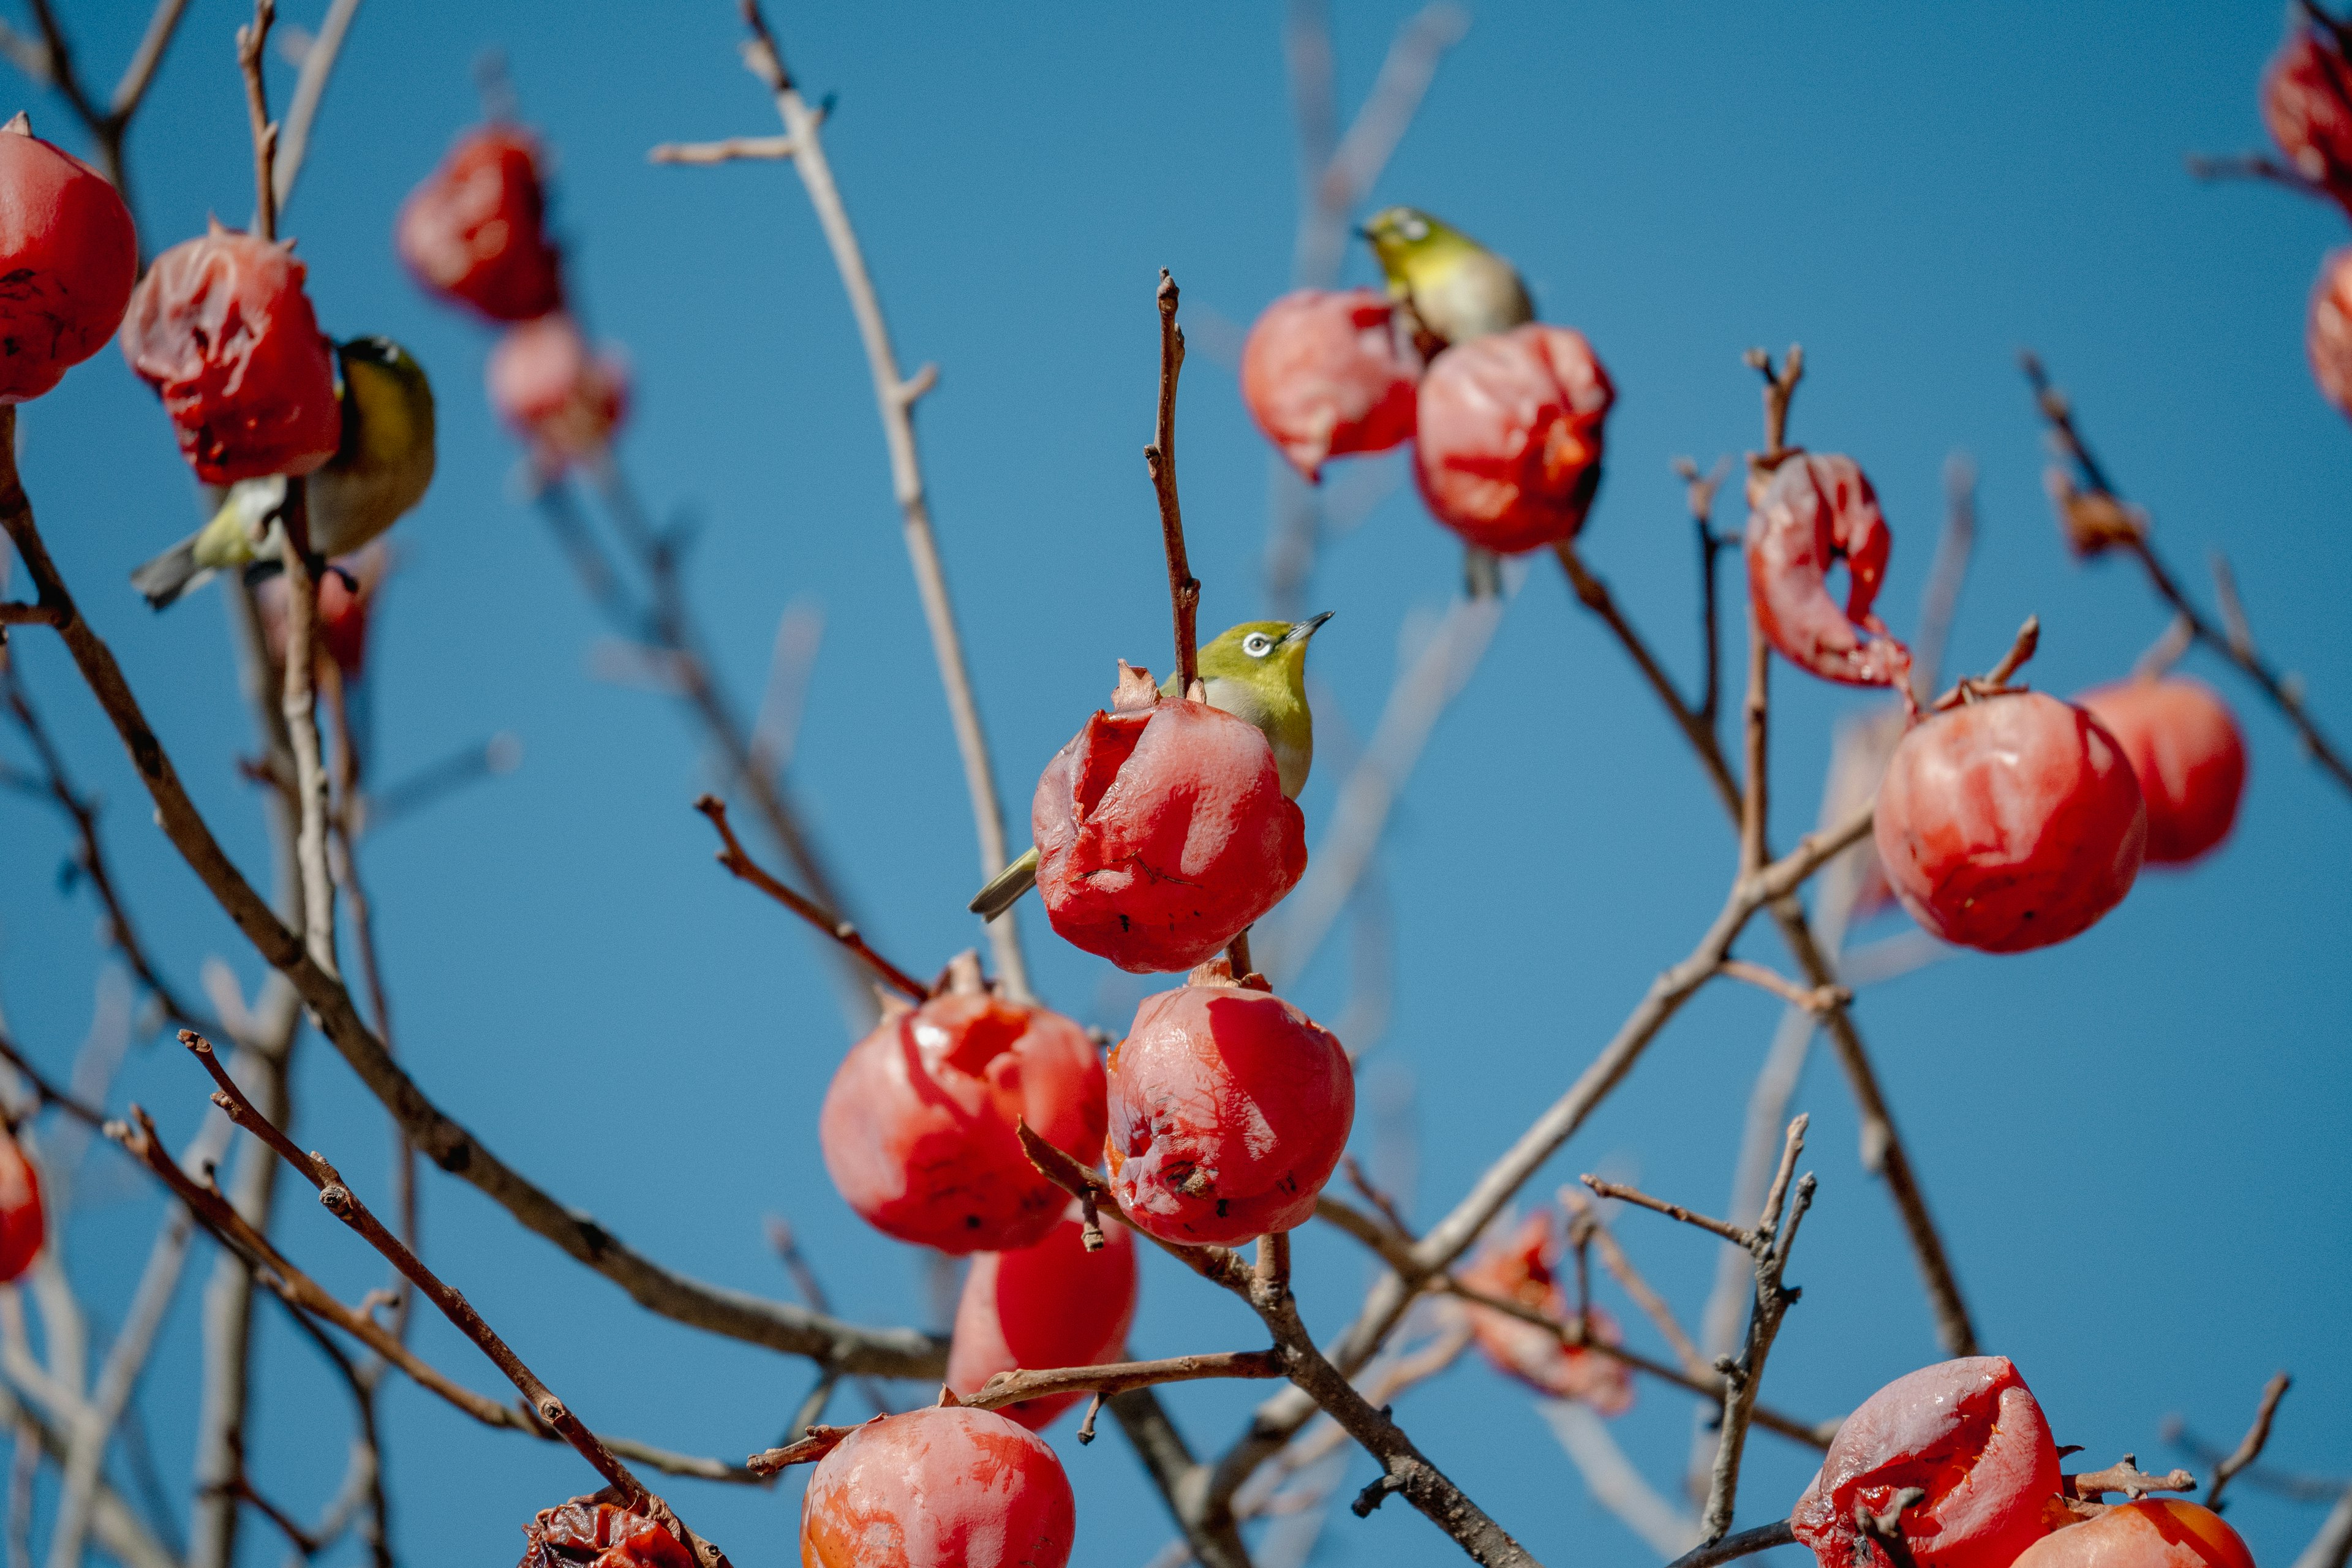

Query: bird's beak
<box><xmin>1282</xmin><ymin>611</ymin><xmax>1335</xmax><ymax>646</ymax></box>
<box><xmin>1352</xmin><ymin>223</ymin><xmax>1375</xmax><ymax>242</ymax></box>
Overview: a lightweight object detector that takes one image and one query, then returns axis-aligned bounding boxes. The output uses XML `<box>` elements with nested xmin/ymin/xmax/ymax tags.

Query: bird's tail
<box><xmin>969</xmin><ymin>846</ymin><xmax>1041</xmax><ymax>921</ymax></box>
<box><xmin>128</xmin><ymin>533</ymin><xmax>211</xmax><ymax>609</ymax></box>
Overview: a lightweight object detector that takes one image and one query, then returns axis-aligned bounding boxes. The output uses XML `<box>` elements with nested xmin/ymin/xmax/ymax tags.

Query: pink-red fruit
<box><xmin>1033</xmin><ymin>663</ymin><xmax>1307</xmax><ymax>974</ymax></box>
<box><xmin>397</xmin><ymin>125</ymin><xmax>565</xmax><ymax>323</ymax></box>
<box><xmin>946</xmin><ymin>1210</ymin><xmax>1138</xmax><ymax>1431</ymax></box>
<box><xmin>2010</xmin><ymin>1501</ymin><xmax>2255</xmax><ymax>1568</ymax></box>
<box><xmin>2265</xmin><ymin>20</ymin><xmax>2352</xmax><ymax>204</ymax></box>
<box><xmin>488</xmin><ymin>312</ymin><xmax>628</xmax><ymax>471</ymax></box>
<box><xmin>799</xmin><ymin>1405</ymin><xmax>1075</xmax><ymax>1568</ymax></box>
<box><xmin>1791</xmin><ymin>1356</ymin><xmax>2061</xmax><ymax>1568</ymax></box>
<box><xmin>1240</xmin><ymin>288</ymin><xmax>1419</xmax><ymax>481</ymax></box>
<box><xmin>1455</xmin><ymin>1210</ymin><xmax>1634</xmax><ymax>1412</ymax></box>
<box><xmin>1746</xmin><ymin>454</ymin><xmax>1913</xmax><ymax>691</ymax></box>
<box><xmin>1105</xmin><ymin>959</ymin><xmax>1353</xmax><ymax>1246</ymax></box>
<box><xmin>518</xmin><ymin>1499</ymin><xmax>692</xmax><ymax>1568</ymax></box>
<box><xmin>1412</xmin><ymin>323</ymin><xmax>1614</xmax><ymax>553</ymax></box>
<box><xmin>2075</xmin><ymin>677</ymin><xmax>2247</xmax><ymax>866</ymax></box>
<box><xmin>820</xmin><ymin>990</ymin><xmax>1106</xmax><ymax>1253</ymax></box>
<box><xmin>0</xmin><ymin>1131</ymin><xmax>40</xmax><ymax>1283</ymax></box>
<box><xmin>2310</xmin><ymin>248</ymin><xmax>2352</xmax><ymax>421</ymax></box>
<box><xmin>1873</xmin><ymin>692</ymin><xmax>2146</xmax><ymax>953</ymax></box>
<box><xmin>0</xmin><ymin>119</ymin><xmax>136</xmax><ymax>403</ymax></box>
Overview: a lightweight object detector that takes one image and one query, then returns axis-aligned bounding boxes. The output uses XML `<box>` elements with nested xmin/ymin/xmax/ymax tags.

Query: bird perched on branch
<box><xmin>131</xmin><ymin>336</ymin><xmax>437</xmax><ymax>609</ymax></box>
<box><xmin>968</xmin><ymin>613</ymin><xmax>1334</xmax><ymax>922</ymax></box>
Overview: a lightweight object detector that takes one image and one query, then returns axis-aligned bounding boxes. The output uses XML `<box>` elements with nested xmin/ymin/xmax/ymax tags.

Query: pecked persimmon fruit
<box><xmin>820</xmin><ymin>990</ymin><xmax>1107</xmax><ymax>1254</ymax></box>
<box><xmin>1873</xmin><ymin>692</ymin><xmax>2146</xmax><ymax>953</ymax></box>
<box><xmin>1455</xmin><ymin>1210</ymin><xmax>1632</xmax><ymax>1413</ymax></box>
<box><xmin>1747</xmin><ymin>454</ymin><xmax>1913</xmax><ymax>692</ymax></box>
<box><xmin>2075</xmin><ymin>676</ymin><xmax>2247</xmax><ymax>866</ymax></box>
<box><xmin>799</xmin><ymin>1404</ymin><xmax>1075</xmax><ymax>1568</ymax></box>
<box><xmin>488</xmin><ymin>312</ymin><xmax>628</xmax><ymax>470</ymax></box>
<box><xmin>1240</xmin><ymin>288</ymin><xmax>1420</xmax><ymax>481</ymax></box>
<box><xmin>0</xmin><ymin>1130</ymin><xmax>40</xmax><ymax>1283</ymax></box>
<box><xmin>396</xmin><ymin>124</ymin><xmax>564</xmax><ymax>323</ymax></box>
<box><xmin>518</xmin><ymin>1499</ymin><xmax>694</xmax><ymax>1568</ymax></box>
<box><xmin>2010</xmin><ymin>1501</ymin><xmax>2255</xmax><ymax>1568</ymax></box>
<box><xmin>1033</xmin><ymin>663</ymin><xmax>1306</xmax><ymax>974</ymax></box>
<box><xmin>2266</xmin><ymin>17</ymin><xmax>2352</xmax><ymax>205</ymax></box>
<box><xmin>1412</xmin><ymin>322</ymin><xmax>1614</xmax><ymax>554</ymax></box>
<box><xmin>120</xmin><ymin>225</ymin><xmax>341</xmax><ymax>484</ymax></box>
<box><xmin>0</xmin><ymin>115</ymin><xmax>135</xmax><ymax>404</ymax></box>
<box><xmin>1791</xmin><ymin>1356</ymin><xmax>2062</xmax><ymax>1568</ymax></box>
<box><xmin>2309</xmin><ymin>248</ymin><xmax>2352</xmax><ymax>420</ymax></box>
<box><xmin>946</xmin><ymin>1208</ymin><xmax>1138</xmax><ymax>1431</ymax></box>
<box><xmin>1104</xmin><ymin>957</ymin><xmax>1352</xmax><ymax>1246</ymax></box>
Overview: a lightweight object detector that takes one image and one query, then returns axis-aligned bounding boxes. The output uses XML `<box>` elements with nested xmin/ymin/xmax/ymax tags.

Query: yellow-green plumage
<box><xmin>132</xmin><ymin>337</ymin><xmax>437</xmax><ymax>609</ymax></box>
<box><xmin>1359</xmin><ymin>206</ymin><xmax>1534</xmax><ymax>349</ymax></box>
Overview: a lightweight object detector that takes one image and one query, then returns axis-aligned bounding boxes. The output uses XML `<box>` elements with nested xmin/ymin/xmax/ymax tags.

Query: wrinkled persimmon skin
<box><xmin>1412</xmin><ymin>323</ymin><xmax>1615</xmax><ymax>553</ymax></box>
<box><xmin>1874</xmin><ymin>692</ymin><xmax>2147</xmax><ymax>954</ymax></box>
<box><xmin>396</xmin><ymin>126</ymin><xmax>564</xmax><ymax>323</ymax></box>
<box><xmin>2267</xmin><ymin>23</ymin><xmax>2352</xmax><ymax>203</ymax></box>
<box><xmin>1240</xmin><ymin>288</ymin><xmax>1420</xmax><ymax>481</ymax></box>
<box><xmin>516</xmin><ymin>1499</ymin><xmax>693</xmax><ymax>1568</ymax></box>
<box><xmin>947</xmin><ymin>1212</ymin><xmax>1138</xmax><ymax>1431</ymax></box>
<box><xmin>0</xmin><ymin>1133</ymin><xmax>41</xmax><ymax>1284</ymax></box>
<box><xmin>2075</xmin><ymin>677</ymin><xmax>2247</xmax><ymax>866</ymax></box>
<box><xmin>119</xmin><ymin>230</ymin><xmax>341</xmax><ymax>483</ymax></box>
<box><xmin>1746</xmin><ymin>454</ymin><xmax>1913</xmax><ymax>690</ymax></box>
<box><xmin>1105</xmin><ymin>971</ymin><xmax>1353</xmax><ymax>1246</ymax></box>
<box><xmin>2310</xmin><ymin>249</ymin><xmax>2352</xmax><ymax>420</ymax></box>
<box><xmin>0</xmin><ymin>129</ymin><xmax>136</xmax><ymax>403</ymax></box>
<box><xmin>2011</xmin><ymin>1502</ymin><xmax>2255</xmax><ymax>1568</ymax></box>
<box><xmin>1456</xmin><ymin>1212</ymin><xmax>1633</xmax><ymax>1412</ymax></box>
<box><xmin>488</xmin><ymin>312</ymin><xmax>628</xmax><ymax>468</ymax></box>
<box><xmin>1791</xmin><ymin>1356</ymin><xmax>2062</xmax><ymax>1568</ymax></box>
<box><xmin>799</xmin><ymin>1406</ymin><xmax>1076</xmax><ymax>1568</ymax></box>
<box><xmin>1034</xmin><ymin>677</ymin><xmax>1307</xmax><ymax>974</ymax></box>
<box><xmin>820</xmin><ymin>993</ymin><xmax>1107</xmax><ymax>1253</ymax></box>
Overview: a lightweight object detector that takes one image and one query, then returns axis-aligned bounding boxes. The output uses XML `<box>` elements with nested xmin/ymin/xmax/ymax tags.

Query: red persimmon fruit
<box><xmin>1791</xmin><ymin>1355</ymin><xmax>2062</xmax><ymax>1568</ymax></box>
<box><xmin>0</xmin><ymin>1131</ymin><xmax>40</xmax><ymax>1283</ymax></box>
<box><xmin>1746</xmin><ymin>454</ymin><xmax>1913</xmax><ymax>692</ymax></box>
<box><xmin>2265</xmin><ymin>19</ymin><xmax>2352</xmax><ymax>202</ymax></box>
<box><xmin>256</xmin><ymin>540</ymin><xmax>388</xmax><ymax>680</ymax></box>
<box><xmin>396</xmin><ymin>124</ymin><xmax>564</xmax><ymax>323</ymax></box>
<box><xmin>1412</xmin><ymin>322</ymin><xmax>1615</xmax><ymax>554</ymax></box>
<box><xmin>799</xmin><ymin>1405</ymin><xmax>1076</xmax><ymax>1568</ymax></box>
<box><xmin>1872</xmin><ymin>692</ymin><xmax>2146</xmax><ymax>953</ymax></box>
<box><xmin>946</xmin><ymin>1209</ymin><xmax>1139</xmax><ymax>1431</ymax></box>
<box><xmin>0</xmin><ymin>115</ymin><xmax>136</xmax><ymax>403</ymax></box>
<box><xmin>2309</xmin><ymin>247</ymin><xmax>2352</xmax><ymax>421</ymax></box>
<box><xmin>1240</xmin><ymin>288</ymin><xmax>1420</xmax><ymax>481</ymax></box>
<box><xmin>820</xmin><ymin>989</ymin><xmax>1107</xmax><ymax>1253</ymax></box>
<box><xmin>487</xmin><ymin>312</ymin><xmax>628</xmax><ymax>472</ymax></box>
<box><xmin>1455</xmin><ymin>1210</ymin><xmax>1634</xmax><ymax>1413</ymax></box>
<box><xmin>2010</xmin><ymin>1501</ymin><xmax>2255</xmax><ymax>1568</ymax></box>
<box><xmin>1104</xmin><ymin>957</ymin><xmax>1352</xmax><ymax>1247</ymax></box>
<box><xmin>2075</xmin><ymin>676</ymin><xmax>2247</xmax><ymax>866</ymax></box>
<box><xmin>517</xmin><ymin>1499</ymin><xmax>693</xmax><ymax>1568</ymax></box>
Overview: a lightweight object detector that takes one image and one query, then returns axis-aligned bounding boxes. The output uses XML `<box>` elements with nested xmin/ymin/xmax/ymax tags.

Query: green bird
<box><xmin>131</xmin><ymin>336</ymin><xmax>437</xmax><ymax>609</ymax></box>
<box><xmin>1358</xmin><ymin>206</ymin><xmax>1535</xmax><ymax>349</ymax></box>
<box><xmin>968</xmin><ymin>612</ymin><xmax>1333</xmax><ymax>922</ymax></box>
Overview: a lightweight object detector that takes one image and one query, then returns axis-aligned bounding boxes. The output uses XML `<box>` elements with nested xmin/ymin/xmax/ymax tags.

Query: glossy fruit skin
<box><xmin>1792</xmin><ymin>1356</ymin><xmax>2061</xmax><ymax>1568</ymax></box>
<box><xmin>0</xmin><ymin>128</ymin><xmax>137</xmax><ymax>403</ymax></box>
<box><xmin>946</xmin><ymin>1211</ymin><xmax>1138</xmax><ymax>1431</ymax></box>
<box><xmin>1412</xmin><ymin>323</ymin><xmax>1614</xmax><ymax>553</ymax></box>
<box><xmin>2266</xmin><ymin>22</ymin><xmax>2352</xmax><ymax>204</ymax></box>
<box><xmin>120</xmin><ymin>230</ymin><xmax>341</xmax><ymax>483</ymax></box>
<box><xmin>1455</xmin><ymin>1210</ymin><xmax>1633</xmax><ymax>1412</ymax></box>
<box><xmin>2310</xmin><ymin>248</ymin><xmax>2352</xmax><ymax>420</ymax></box>
<box><xmin>396</xmin><ymin>125</ymin><xmax>564</xmax><ymax>323</ymax></box>
<box><xmin>1033</xmin><ymin>669</ymin><xmax>1307</xmax><ymax>974</ymax></box>
<box><xmin>518</xmin><ymin>1500</ymin><xmax>693</xmax><ymax>1568</ymax></box>
<box><xmin>1105</xmin><ymin>968</ymin><xmax>1352</xmax><ymax>1246</ymax></box>
<box><xmin>2075</xmin><ymin>677</ymin><xmax>2247</xmax><ymax>865</ymax></box>
<box><xmin>1874</xmin><ymin>692</ymin><xmax>2147</xmax><ymax>953</ymax></box>
<box><xmin>0</xmin><ymin>1132</ymin><xmax>42</xmax><ymax>1283</ymax></box>
<box><xmin>488</xmin><ymin>313</ymin><xmax>628</xmax><ymax>471</ymax></box>
<box><xmin>1746</xmin><ymin>454</ymin><xmax>1913</xmax><ymax>690</ymax></box>
<box><xmin>820</xmin><ymin>992</ymin><xmax>1107</xmax><ymax>1253</ymax></box>
<box><xmin>2010</xmin><ymin>1501</ymin><xmax>2255</xmax><ymax>1568</ymax></box>
<box><xmin>799</xmin><ymin>1405</ymin><xmax>1076</xmax><ymax>1568</ymax></box>
<box><xmin>1240</xmin><ymin>288</ymin><xmax>1420</xmax><ymax>481</ymax></box>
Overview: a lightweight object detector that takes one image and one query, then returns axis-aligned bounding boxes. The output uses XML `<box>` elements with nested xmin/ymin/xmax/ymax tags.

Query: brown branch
<box><xmin>649</xmin><ymin>134</ymin><xmax>799</xmax><ymax>164</ymax></box>
<box><xmin>0</xmin><ymin>1034</ymin><xmax>109</xmax><ymax>1131</ymax></box>
<box><xmin>2185</xmin><ymin>151</ymin><xmax>2332</xmax><ymax>197</ymax></box>
<box><xmin>1700</xmin><ymin>1118</ymin><xmax>1813</xmax><ymax>1541</ymax></box>
<box><xmin>1580</xmin><ymin>1177</ymin><xmax>1755</xmax><ymax>1249</ymax></box>
<box><xmin>1740</xmin><ymin>620</ymin><xmax>1770</xmax><ymax>875</ymax></box>
<box><xmin>1145</xmin><ymin>269</ymin><xmax>1200</xmax><ymax>693</ymax></box>
<box><xmin>2067</xmin><ymin>1455</ymin><xmax>2196</xmax><ymax>1502</ymax></box>
<box><xmin>693</xmin><ymin>795</ymin><xmax>927</xmax><ymax>1000</ymax></box>
<box><xmin>0</xmin><ymin>604</ymin><xmax>62</xmax><ymax>625</ymax></box>
<box><xmin>234</xmin><ymin>0</ymin><xmax>278</xmax><ymax>244</ymax></box>
<box><xmin>2296</xmin><ymin>1487</ymin><xmax>2352</xmax><ymax>1568</ymax></box>
<box><xmin>1855</xmin><ymin>1487</ymin><xmax>1928</xmax><ymax>1568</ymax></box>
<box><xmin>1665</xmin><ymin>1519</ymin><xmax>1796</xmax><ymax>1568</ymax></box>
<box><xmin>1716</xmin><ymin>960</ymin><xmax>1847</xmax><ymax>1017</ymax></box>
<box><xmin>1558</xmin><ymin>1188</ymin><xmax>1708</xmax><ymax>1381</ymax></box>
<box><xmin>2207</xmin><ymin>1372</ymin><xmax>2291</xmax><ymax>1512</ymax></box>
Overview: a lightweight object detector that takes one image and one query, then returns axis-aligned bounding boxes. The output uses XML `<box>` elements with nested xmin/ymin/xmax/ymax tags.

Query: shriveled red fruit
<box><xmin>256</xmin><ymin>541</ymin><xmax>388</xmax><ymax>679</ymax></box>
<box><xmin>119</xmin><ymin>225</ymin><xmax>341</xmax><ymax>483</ymax></box>
<box><xmin>396</xmin><ymin>124</ymin><xmax>564</xmax><ymax>322</ymax></box>
<box><xmin>1240</xmin><ymin>288</ymin><xmax>1420</xmax><ymax>481</ymax></box>
<box><xmin>1412</xmin><ymin>323</ymin><xmax>1614</xmax><ymax>553</ymax></box>
<box><xmin>0</xmin><ymin>1131</ymin><xmax>41</xmax><ymax>1283</ymax></box>
<box><xmin>0</xmin><ymin>116</ymin><xmax>136</xmax><ymax>403</ymax></box>
<box><xmin>799</xmin><ymin>1405</ymin><xmax>1075</xmax><ymax>1568</ymax></box>
<box><xmin>2265</xmin><ymin>19</ymin><xmax>2352</xmax><ymax>202</ymax></box>
<box><xmin>1791</xmin><ymin>1356</ymin><xmax>2062</xmax><ymax>1568</ymax></box>
<box><xmin>2309</xmin><ymin>248</ymin><xmax>2352</xmax><ymax>420</ymax></box>
<box><xmin>946</xmin><ymin>1209</ymin><xmax>1138</xmax><ymax>1431</ymax></box>
<box><xmin>1105</xmin><ymin>957</ymin><xmax>1352</xmax><ymax>1246</ymax></box>
<box><xmin>2075</xmin><ymin>677</ymin><xmax>2247</xmax><ymax>866</ymax></box>
<box><xmin>1747</xmin><ymin>454</ymin><xmax>1913</xmax><ymax>691</ymax></box>
<box><xmin>820</xmin><ymin>989</ymin><xmax>1106</xmax><ymax>1253</ymax></box>
<box><xmin>1874</xmin><ymin>692</ymin><xmax>2145</xmax><ymax>952</ymax></box>
<box><xmin>488</xmin><ymin>312</ymin><xmax>628</xmax><ymax>472</ymax></box>
<box><xmin>2010</xmin><ymin>1501</ymin><xmax>2255</xmax><ymax>1568</ymax></box>
<box><xmin>518</xmin><ymin>1499</ymin><xmax>693</xmax><ymax>1568</ymax></box>
<box><xmin>1033</xmin><ymin>663</ymin><xmax>1307</xmax><ymax>974</ymax></box>
<box><xmin>1455</xmin><ymin>1210</ymin><xmax>1633</xmax><ymax>1413</ymax></box>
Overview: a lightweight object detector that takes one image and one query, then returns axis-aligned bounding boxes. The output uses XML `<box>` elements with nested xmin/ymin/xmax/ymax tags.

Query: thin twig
<box><xmin>649</xmin><ymin>134</ymin><xmax>798</xmax><ymax>164</ymax></box>
<box><xmin>2207</xmin><ymin>1374</ymin><xmax>2291</xmax><ymax>1513</ymax></box>
<box><xmin>1700</xmin><ymin>1118</ymin><xmax>1814</xmax><ymax>1542</ymax></box>
<box><xmin>1717</xmin><ymin>960</ymin><xmax>1847</xmax><ymax>1017</ymax></box>
<box><xmin>693</xmin><ymin>795</ymin><xmax>927</xmax><ymax>1000</ymax></box>
<box><xmin>1664</xmin><ymin>1518</ymin><xmax>1795</xmax><ymax>1568</ymax></box>
<box><xmin>1580</xmin><ymin>1177</ymin><xmax>1755</xmax><ymax>1249</ymax></box>
<box><xmin>1558</xmin><ymin>1188</ymin><xmax>1708</xmax><ymax>1381</ymax></box>
<box><xmin>1145</xmin><ymin>270</ymin><xmax>1200</xmax><ymax>693</ymax></box>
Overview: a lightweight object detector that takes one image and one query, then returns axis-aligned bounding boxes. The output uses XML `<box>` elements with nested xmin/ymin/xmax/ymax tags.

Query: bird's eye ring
<box><xmin>1398</xmin><ymin>215</ymin><xmax>1428</xmax><ymax>241</ymax></box>
<box><xmin>1243</xmin><ymin>633</ymin><xmax>1275</xmax><ymax>657</ymax></box>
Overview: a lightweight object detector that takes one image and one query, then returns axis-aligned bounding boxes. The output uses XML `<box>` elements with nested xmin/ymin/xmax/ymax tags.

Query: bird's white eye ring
<box><xmin>1398</xmin><ymin>215</ymin><xmax>1428</xmax><ymax>241</ymax></box>
<box><xmin>1243</xmin><ymin>633</ymin><xmax>1275</xmax><ymax>657</ymax></box>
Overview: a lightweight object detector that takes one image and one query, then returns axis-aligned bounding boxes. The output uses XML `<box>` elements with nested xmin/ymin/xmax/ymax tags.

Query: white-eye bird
<box><xmin>131</xmin><ymin>336</ymin><xmax>437</xmax><ymax>609</ymax></box>
<box><xmin>1358</xmin><ymin>206</ymin><xmax>1535</xmax><ymax>349</ymax></box>
<box><xmin>968</xmin><ymin>613</ymin><xmax>1333</xmax><ymax>922</ymax></box>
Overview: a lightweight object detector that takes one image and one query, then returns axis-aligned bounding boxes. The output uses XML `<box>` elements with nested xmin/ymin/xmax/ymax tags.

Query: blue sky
<box><xmin>2</xmin><ymin>2</ymin><xmax>2348</xmax><ymax>1566</ymax></box>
